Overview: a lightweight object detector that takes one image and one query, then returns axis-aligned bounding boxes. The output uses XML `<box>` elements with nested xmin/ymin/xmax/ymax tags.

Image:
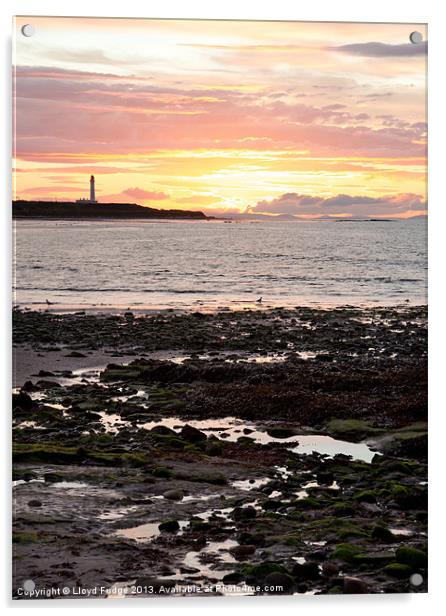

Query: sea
<box><xmin>13</xmin><ymin>218</ymin><xmax>427</xmax><ymax>312</ymax></box>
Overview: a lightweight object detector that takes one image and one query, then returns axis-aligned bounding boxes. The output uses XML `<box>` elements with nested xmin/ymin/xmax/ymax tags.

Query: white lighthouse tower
<box><xmin>90</xmin><ymin>175</ymin><xmax>97</xmax><ymax>203</ymax></box>
<box><xmin>76</xmin><ymin>175</ymin><xmax>98</xmax><ymax>204</ymax></box>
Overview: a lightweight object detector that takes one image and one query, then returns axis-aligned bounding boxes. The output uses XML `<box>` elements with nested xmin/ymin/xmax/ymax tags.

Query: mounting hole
<box><xmin>409</xmin><ymin>31</ymin><xmax>423</xmax><ymax>44</ymax></box>
<box><xmin>410</xmin><ymin>573</ymin><xmax>423</xmax><ymax>586</ymax></box>
<box><xmin>21</xmin><ymin>24</ymin><xmax>35</xmax><ymax>38</ymax></box>
<box><xmin>23</xmin><ymin>579</ymin><xmax>35</xmax><ymax>592</ymax></box>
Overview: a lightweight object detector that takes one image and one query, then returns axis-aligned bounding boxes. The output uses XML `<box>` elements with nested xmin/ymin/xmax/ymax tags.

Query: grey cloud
<box><xmin>332</xmin><ymin>41</ymin><xmax>427</xmax><ymax>57</ymax></box>
<box><xmin>249</xmin><ymin>192</ymin><xmax>426</xmax><ymax>218</ymax></box>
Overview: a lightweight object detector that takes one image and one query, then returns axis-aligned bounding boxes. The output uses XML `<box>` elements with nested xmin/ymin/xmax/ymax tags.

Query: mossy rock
<box><xmin>384</xmin><ymin>562</ymin><xmax>413</xmax><ymax>578</ymax></box>
<box><xmin>13</xmin><ymin>531</ymin><xmax>40</xmax><ymax>544</ymax></box>
<box><xmin>242</xmin><ymin>561</ymin><xmax>287</xmax><ymax>582</ymax></box>
<box><xmin>330</xmin><ymin>502</ymin><xmax>356</xmax><ymax>516</ymax></box>
<box><xmin>150</xmin><ymin>433</ymin><xmax>187</xmax><ymax>450</ymax></box>
<box><xmin>159</xmin><ymin>519</ymin><xmax>180</xmax><ymax>532</ymax></box>
<box><xmin>12</xmin><ymin>469</ymin><xmax>38</xmax><ymax>482</ymax></box>
<box><xmin>190</xmin><ymin>472</ymin><xmax>227</xmax><ymax>485</ymax></box>
<box><xmin>13</xmin><ymin>443</ymin><xmax>79</xmax><ymax>464</ymax></box>
<box><xmin>283</xmin><ymin>533</ymin><xmax>302</xmax><ymax>546</ymax></box>
<box><xmin>205</xmin><ymin>441</ymin><xmax>223</xmax><ymax>456</ymax></box>
<box><xmin>237</xmin><ymin>531</ymin><xmax>265</xmax><ymax>546</ymax></box>
<box><xmin>395</xmin><ymin>546</ymin><xmax>427</xmax><ymax>569</ymax></box>
<box><xmin>222</xmin><ymin>572</ymin><xmax>244</xmax><ymax>584</ymax></box>
<box><xmin>262</xmin><ymin>499</ymin><xmax>285</xmax><ymax>511</ymax></box>
<box><xmin>331</xmin><ymin>543</ymin><xmax>364</xmax><ymax>563</ymax></box>
<box><xmin>326</xmin><ymin>419</ymin><xmax>377</xmax><ymax>441</ymax></box>
<box><xmin>151</xmin><ymin>466</ymin><xmax>172</xmax><ymax>478</ymax></box>
<box><xmin>291</xmin><ymin>496</ymin><xmax>323</xmax><ymax>510</ymax></box>
<box><xmin>338</xmin><ymin>527</ymin><xmax>369</xmax><ymax>540</ymax></box>
<box><xmin>263</xmin><ymin>571</ymin><xmax>295</xmax><ymax>592</ymax></box>
<box><xmin>391</xmin><ymin>484</ymin><xmax>427</xmax><ymax>510</ymax></box>
<box><xmin>354</xmin><ymin>551</ymin><xmax>395</xmax><ymax>565</ymax></box>
<box><xmin>353</xmin><ymin>489</ymin><xmax>377</xmax><ymax>504</ymax></box>
<box><xmin>371</xmin><ymin>525</ymin><xmax>396</xmax><ymax>542</ymax></box>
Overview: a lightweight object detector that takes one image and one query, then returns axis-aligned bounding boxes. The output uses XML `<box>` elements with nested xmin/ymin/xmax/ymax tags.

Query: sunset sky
<box><xmin>13</xmin><ymin>17</ymin><xmax>427</xmax><ymax>218</ymax></box>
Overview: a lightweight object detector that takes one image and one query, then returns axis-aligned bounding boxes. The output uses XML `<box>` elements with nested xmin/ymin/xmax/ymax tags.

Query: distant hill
<box><xmin>12</xmin><ymin>200</ymin><xmax>209</xmax><ymax>220</ymax></box>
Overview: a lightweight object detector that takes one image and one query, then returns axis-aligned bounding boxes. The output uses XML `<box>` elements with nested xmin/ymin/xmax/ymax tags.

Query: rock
<box><xmin>163</xmin><ymin>489</ymin><xmax>184</xmax><ymax>501</ymax></box>
<box><xmin>65</xmin><ymin>351</ymin><xmax>87</xmax><ymax>358</ymax></box>
<box><xmin>232</xmin><ymin>506</ymin><xmax>257</xmax><ymax>521</ymax></box>
<box><xmin>331</xmin><ymin>543</ymin><xmax>363</xmax><ymax>563</ymax></box>
<box><xmin>180</xmin><ymin>424</ymin><xmax>207</xmax><ymax>443</ymax></box>
<box><xmin>43</xmin><ymin>472</ymin><xmax>64</xmax><ymax>483</ymax></box>
<box><xmin>237</xmin><ymin>531</ymin><xmax>265</xmax><ymax>546</ymax></box>
<box><xmin>395</xmin><ymin>546</ymin><xmax>427</xmax><ymax>569</ymax></box>
<box><xmin>263</xmin><ymin>572</ymin><xmax>294</xmax><ymax>592</ymax></box>
<box><xmin>343</xmin><ymin>576</ymin><xmax>369</xmax><ymax>594</ymax></box>
<box><xmin>36</xmin><ymin>380</ymin><xmax>61</xmax><ymax>389</ymax></box>
<box><xmin>22</xmin><ymin>381</ymin><xmax>39</xmax><ymax>392</ymax></box>
<box><xmin>12</xmin><ymin>391</ymin><xmax>34</xmax><ymax>411</ymax></box>
<box><xmin>371</xmin><ymin>526</ymin><xmax>395</xmax><ymax>543</ymax></box>
<box><xmin>384</xmin><ymin>563</ymin><xmax>412</xmax><ymax>578</ymax></box>
<box><xmin>151</xmin><ymin>466</ymin><xmax>172</xmax><ymax>478</ymax></box>
<box><xmin>322</xmin><ymin>562</ymin><xmax>339</xmax><ymax>577</ymax></box>
<box><xmin>133</xmin><ymin>577</ymin><xmax>176</xmax><ymax>592</ymax></box>
<box><xmin>158</xmin><ymin>519</ymin><xmax>180</xmax><ymax>532</ymax></box>
<box><xmin>37</xmin><ymin>370</ymin><xmax>55</xmax><ymax>377</ymax></box>
<box><xmin>316</xmin><ymin>471</ymin><xmax>334</xmax><ymax>485</ymax></box>
<box><xmin>266</xmin><ymin>426</ymin><xmax>296</xmax><ymax>439</ymax></box>
<box><xmin>28</xmin><ymin>500</ymin><xmax>42</xmax><ymax>508</ymax></box>
<box><xmin>150</xmin><ymin>425</ymin><xmax>177</xmax><ymax>436</ymax></box>
<box><xmin>222</xmin><ymin>572</ymin><xmax>244</xmax><ymax>584</ymax></box>
<box><xmin>205</xmin><ymin>441</ymin><xmax>223</xmax><ymax>456</ymax></box>
<box><xmin>229</xmin><ymin>545</ymin><xmax>256</xmax><ymax>560</ymax></box>
<box><xmin>292</xmin><ymin>561</ymin><xmax>320</xmax><ymax>581</ymax></box>
<box><xmin>354</xmin><ymin>550</ymin><xmax>395</xmax><ymax>565</ymax></box>
<box><xmin>179</xmin><ymin>566</ymin><xmax>200</xmax><ymax>574</ymax></box>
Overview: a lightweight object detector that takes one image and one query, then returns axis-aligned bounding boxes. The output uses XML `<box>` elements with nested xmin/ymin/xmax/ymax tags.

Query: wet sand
<box><xmin>12</xmin><ymin>305</ymin><xmax>427</xmax><ymax>598</ymax></box>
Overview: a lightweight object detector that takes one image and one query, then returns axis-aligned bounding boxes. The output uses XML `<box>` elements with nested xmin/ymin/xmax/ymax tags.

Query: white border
<box><xmin>1</xmin><ymin>1</ymin><xmax>444</xmax><ymax>614</ymax></box>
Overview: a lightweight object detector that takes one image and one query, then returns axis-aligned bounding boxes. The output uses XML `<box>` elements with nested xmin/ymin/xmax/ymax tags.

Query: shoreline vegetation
<box><xmin>12</xmin><ymin>200</ymin><xmax>210</xmax><ymax>220</ymax></box>
<box><xmin>12</xmin><ymin>304</ymin><xmax>427</xmax><ymax>597</ymax></box>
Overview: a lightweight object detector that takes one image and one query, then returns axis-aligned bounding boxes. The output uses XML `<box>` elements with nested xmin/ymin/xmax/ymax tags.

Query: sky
<box><xmin>13</xmin><ymin>17</ymin><xmax>427</xmax><ymax>219</ymax></box>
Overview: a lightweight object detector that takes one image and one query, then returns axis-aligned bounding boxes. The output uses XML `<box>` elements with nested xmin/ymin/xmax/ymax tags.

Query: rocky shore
<box><xmin>12</xmin><ymin>305</ymin><xmax>427</xmax><ymax>598</ymax></box>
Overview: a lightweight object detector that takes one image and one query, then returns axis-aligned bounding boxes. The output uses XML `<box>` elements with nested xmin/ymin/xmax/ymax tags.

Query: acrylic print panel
<box><xmin>12</xmin><ymin>16</ymin><xmax>427</xmax><ymax>599</ymax></box>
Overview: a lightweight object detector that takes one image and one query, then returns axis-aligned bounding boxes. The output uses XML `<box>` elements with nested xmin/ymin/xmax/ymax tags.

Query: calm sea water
<box><xmin>13</xmin><ymin>219</ymin><xmax>427</xmax><ymax>311</ymax></box>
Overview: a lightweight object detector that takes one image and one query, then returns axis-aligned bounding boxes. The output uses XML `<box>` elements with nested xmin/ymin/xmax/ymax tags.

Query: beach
<box><xmin>12</xmin><ymin>304</ymin><xmax>427</xmax><ymax>596</ymax></box>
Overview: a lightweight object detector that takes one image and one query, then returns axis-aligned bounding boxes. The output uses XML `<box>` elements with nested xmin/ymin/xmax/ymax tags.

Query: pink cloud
<box><xmin>122</xmin><ymin>187</ymin><xmax>168</xmax><ymax>200</ymax></box>
<box><xmin>14</xmin><ymin>66</ymin><xmax>426</xmax><ymax>162</ymax></box>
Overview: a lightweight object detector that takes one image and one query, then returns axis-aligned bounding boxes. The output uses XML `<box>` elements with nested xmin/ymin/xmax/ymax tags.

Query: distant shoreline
<box><xmin>12</xmin><ymin>200</ymin><xmax>211</xmax><ymax>220</ymax></box>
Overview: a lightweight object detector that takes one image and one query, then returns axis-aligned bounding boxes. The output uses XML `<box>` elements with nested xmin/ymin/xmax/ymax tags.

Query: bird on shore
<box><xmin>256</xmin><ymin>296</ymin><xmax>263</xmax><ymax>304</ymax></box>
<box><xmin>45</xmin><ymin>298</ymin><xmax>53</xmax><ymax>306</ymax></box>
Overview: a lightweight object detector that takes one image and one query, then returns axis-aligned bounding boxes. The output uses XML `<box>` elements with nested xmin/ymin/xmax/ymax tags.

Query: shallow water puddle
<box><xmin>289</xmin><ymin>435</ymin><xmax>376</xmax><ymax>463</ymax></box>
<box><xmin>51</xmin><ymin>481</ymin><xmax>90</xmax><ymax>489</ymax></box>
<box><xmin>197</xmin><ymin>506</ymin><xmax>234</xmax><ymax>522</ymax></box>
<box><xmin>99</xmin><ymin>505</ymin><xmax>138</xmax><ymax>521</ymax></box>
<box><xmin>115</xmin><ymin>520</ymin><xmax>189</xmax><ymax>543</ymax></box>
<box><xmin>389</xmin><ymin>528</ymin><xmax>413</xmax><ymax>536</ymax></box>
<box><xmin>182</xmin><ymin>538</ymin><xmax>238</xmax><ymax>580</ymax></box>
<box><xmin>231</xmin><ymin>477</ymin><xmax>270</xmax><ymax>491</ymax></box>
<box><xmin>98</xmin><ymin>411</ymin><xmax>131</xmax><ymax>433</ymax></box>
<box><xmin>114</xmin><ymin>522</ymin><xmax>161</xmax><ymax>543</ymax></box>
<box><xmin>13</xmin><ymin>478</ymin><xmax>45</xmax><ymax>488</ymax></box>
<box><xmin>14</xmin><ymin>420</ymin><xmax>46</xmax><ymax>430</ymax></box>
<box><xmin>137</xmin><ymin>416</ymin><xmax>377</xmax><ymax>463</ymax></box>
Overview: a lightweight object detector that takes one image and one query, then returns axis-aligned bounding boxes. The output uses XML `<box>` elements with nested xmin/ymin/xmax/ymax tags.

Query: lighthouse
<box><xmin>90</xmin><ymin>175</ymin><xmax>96</xmax><ymax>203</ymax></box>
<box><xmin>76</xmin><ymin>175</ymin><xmax>98</xmax><ymax>203</ymax></box>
